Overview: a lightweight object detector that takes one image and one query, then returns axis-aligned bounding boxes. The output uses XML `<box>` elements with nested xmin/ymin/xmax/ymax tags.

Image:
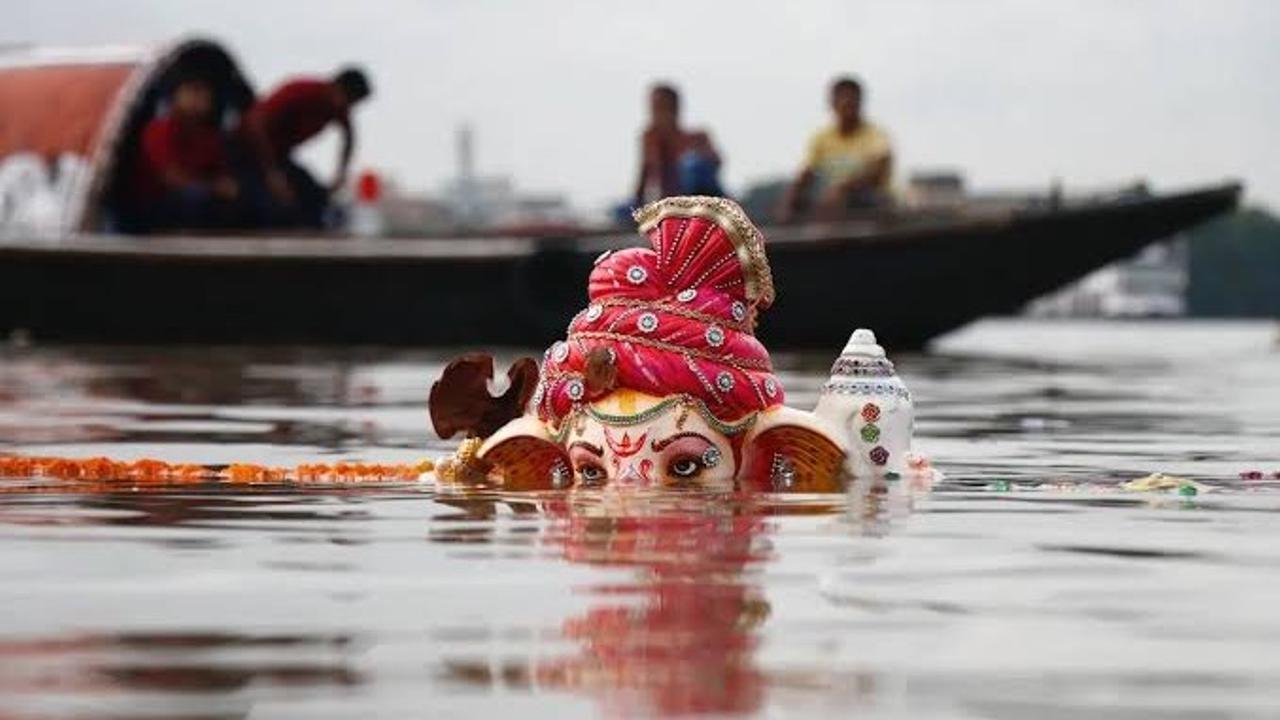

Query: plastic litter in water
<box><xmin>1121</xmin><ymin>473</ymin><xmax>1210</xmax><ymax>495</ymax></box>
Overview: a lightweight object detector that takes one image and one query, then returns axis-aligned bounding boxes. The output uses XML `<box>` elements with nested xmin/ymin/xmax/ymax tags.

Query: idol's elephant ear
<box><xmin>477</xmin><ymin>415</ymin><xmax>571</xmax><ymax>491</ymax></box>
<box><xmin>739</xmin><ymin>407</ymin><xmax>847</xmax><ymax>493</ymax></box>
<box><xmin>429</xmin><ymin>354</ymin><xmax>540</xmax><ymax>440</ymax></box>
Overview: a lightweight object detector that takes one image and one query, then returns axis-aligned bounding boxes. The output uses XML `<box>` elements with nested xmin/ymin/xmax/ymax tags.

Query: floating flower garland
<box><xmin>0</xmin><ymin>455</ymin><xmax>434</xmax><ymax>485</ymax></box>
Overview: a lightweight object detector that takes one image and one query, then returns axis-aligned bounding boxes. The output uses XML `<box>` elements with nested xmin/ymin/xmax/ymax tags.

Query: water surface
<box><xmin>1</xmin><ymin>319</ymin><xmax>1278</xmax><ymax>718</ymax></box>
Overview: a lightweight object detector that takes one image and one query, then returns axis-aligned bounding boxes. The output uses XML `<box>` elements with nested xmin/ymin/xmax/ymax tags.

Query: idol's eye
<box><xmin>668</xmin><ymin>456</ymin><xmax>703</xmax><ymax>480</ymax></box>
<box><xmin>576</xmin><ymin>464</ymin><xmax>607</xmax><ymax>487</ymax></box>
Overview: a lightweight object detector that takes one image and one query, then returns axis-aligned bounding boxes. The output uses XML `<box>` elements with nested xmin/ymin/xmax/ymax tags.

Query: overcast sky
<box><xmin>6</xmin><ymin>0</ymin><xmax>1278</xmax><ymax>212</ymax></box>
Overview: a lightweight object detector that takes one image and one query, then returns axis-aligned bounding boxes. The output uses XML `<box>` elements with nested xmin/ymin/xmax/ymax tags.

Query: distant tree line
<box><xmin>1186</xmin><ymin>207</ymin><xmax>1280</xmax><ymax>317</ymax></box>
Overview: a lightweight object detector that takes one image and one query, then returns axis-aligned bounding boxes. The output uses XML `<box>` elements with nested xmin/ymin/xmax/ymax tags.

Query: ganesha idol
<box><xmin>428</xmin><ymin>196</ymin><xmax>929</xmax><ymax>492</ymax></box>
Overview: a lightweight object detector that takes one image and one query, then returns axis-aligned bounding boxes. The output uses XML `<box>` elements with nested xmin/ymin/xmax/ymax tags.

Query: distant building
<box><xmin>345</xmin><ymin>124</ymin><xmax>576</xmax><ymax>236</ymax></box>
<box><xmin>378</xmin><ymin>178</ymin><xmax>453</xmax><ymax>236</ymax></box>
<box><xmin>904</xmin><ymin>171</ymin><xmax>966</xmax><ymax>208</ymax></box>
<box><xmin>1026</xmin><ymin>240</ymin><xmax>1188</xmax><ymax>318</ymax></box>
<box><xmin>901</xmin><ymin>169</ymin><xmax>1047</xmax><ymax>212</ymax></box>
<box><xmin>441</xmin><ymin>124</ymin><xmax>572</xmax><ymax>230</ymax></box>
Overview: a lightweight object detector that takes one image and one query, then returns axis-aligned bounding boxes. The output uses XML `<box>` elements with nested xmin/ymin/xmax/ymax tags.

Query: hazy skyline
<box><xmin>6</xmin><ymin>0</ymin><xmax>1278</xmax><ymax>213</ymax></box>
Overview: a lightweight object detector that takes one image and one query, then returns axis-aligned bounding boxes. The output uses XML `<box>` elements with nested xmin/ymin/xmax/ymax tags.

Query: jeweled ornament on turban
<box><xmin>428</xmin><ymin>196</ymin><xmax>926</xmax><ymax>492</ymax></box>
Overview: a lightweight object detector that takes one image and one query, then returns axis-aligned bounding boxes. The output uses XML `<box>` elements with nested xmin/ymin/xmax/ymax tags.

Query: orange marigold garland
<box><xmin>0</xmin><ymin>455</ymin><xmax>434</xmax><ymax>486</ymax></box>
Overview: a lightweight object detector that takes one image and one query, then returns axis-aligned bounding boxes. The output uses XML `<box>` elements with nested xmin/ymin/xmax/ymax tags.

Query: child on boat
<box><xmin>125</xmin><ymin>74</ymin><xmax>240</xmax><ymax>232</ymax></box>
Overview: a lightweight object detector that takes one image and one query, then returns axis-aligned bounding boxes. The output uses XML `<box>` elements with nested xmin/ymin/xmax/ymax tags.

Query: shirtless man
<box><xmin>632</xmin><ymin>84</ymin><xmax>724</xmax><ymax>206</ymax></box>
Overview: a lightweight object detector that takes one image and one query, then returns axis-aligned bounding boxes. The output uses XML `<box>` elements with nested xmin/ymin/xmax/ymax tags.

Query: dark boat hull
<box><xmin>0</xmin><ymin>184</ymin><xmax>1241</xmax><ymax>350</ymax></box>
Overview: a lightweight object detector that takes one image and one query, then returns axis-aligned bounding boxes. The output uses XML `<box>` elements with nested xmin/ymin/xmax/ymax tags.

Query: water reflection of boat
<box><xmin>0</xmin><ymin>38</ymin><xmax>1242</xmax><ymax>349</ymax></box>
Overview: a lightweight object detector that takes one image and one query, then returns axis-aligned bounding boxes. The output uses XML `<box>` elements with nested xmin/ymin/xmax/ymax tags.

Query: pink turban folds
<box><xmin>535</xmin><ymin>196</ymin><xmax>784</xmax><ymax>427</ymax></box>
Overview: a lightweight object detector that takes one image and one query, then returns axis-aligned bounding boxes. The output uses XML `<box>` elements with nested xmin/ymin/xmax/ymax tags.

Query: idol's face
<box><xmin>564</xmin><ymin>392</ymin><xmax>738</xmax><ymax>492</ymax></box>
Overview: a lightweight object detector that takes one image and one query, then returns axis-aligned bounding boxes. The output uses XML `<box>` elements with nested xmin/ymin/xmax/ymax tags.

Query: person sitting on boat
<box><xmin>632</xmin><ymin>83</ymin><xmax>725</xmax><ymax>207</ymax></box>
<box><xmin>239</xmin><ymin>66</ymin><xmax>372</xmax><ymax>228</ymax></box>
<box><xmin>128</xmin><ymin>73</ymin><xmax>240</xmax><ymax>232</ymax></box>
<box><xmin>779</xmin><ymin>76</ymin><xmax>893</xmax><ymax>221</ymax></box>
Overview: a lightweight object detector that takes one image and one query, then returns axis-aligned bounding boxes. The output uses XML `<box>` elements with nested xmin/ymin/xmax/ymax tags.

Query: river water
<box><xmin>1</xmin><ymin>319</ymin><xmax>1278</xmax><ymax>718</ymax></box>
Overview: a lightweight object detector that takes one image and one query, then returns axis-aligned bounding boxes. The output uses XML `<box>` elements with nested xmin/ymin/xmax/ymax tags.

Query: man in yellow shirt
<box><xmin>780</xmin><ymin>76</ymin><xmax>893</xmax><ymax>221</ymax></box>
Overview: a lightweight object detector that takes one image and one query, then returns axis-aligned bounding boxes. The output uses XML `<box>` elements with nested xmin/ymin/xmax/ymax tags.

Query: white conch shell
<box><xmin>813</xmin><ymin>328</ymin><xmax>915</xmax><ymax>476</ymax></box>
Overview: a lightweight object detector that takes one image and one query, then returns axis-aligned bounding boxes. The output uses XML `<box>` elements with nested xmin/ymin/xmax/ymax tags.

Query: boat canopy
<box><xmin>0</xmin><ymin>37</ymin><xmax>254</xmax><ymax>236</ymax></box>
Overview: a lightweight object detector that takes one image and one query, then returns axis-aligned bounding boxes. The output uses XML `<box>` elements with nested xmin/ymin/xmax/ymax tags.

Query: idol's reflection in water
<box><xmin>544</xmin><ymin>496</ymin><xmax>770</xmax><ymax>715</ymax></box>
<box><xmin>440</xmin><ymin>476</ymin><xmax>925</xmax><ymax>715</ymax></box>
<box><xmin>441</xmin><ymin>491</ymin><xmax>771</xmax><ymax>715</ymax></box>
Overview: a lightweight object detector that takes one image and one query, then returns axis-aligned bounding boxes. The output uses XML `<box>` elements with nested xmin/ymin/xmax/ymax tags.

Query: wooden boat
<box><xmin>0</xmin><ymin>38</ymin><xmax>1242</xmax><ymax>349</ymax></box>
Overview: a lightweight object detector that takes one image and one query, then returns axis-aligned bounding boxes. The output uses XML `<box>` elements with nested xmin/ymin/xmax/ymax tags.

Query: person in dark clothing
<box><xmin>128</xmin><ymin>75</ymin><xmax>239</xmax><ymax>232</ymax></box>
<box><xmin>238</xmin><ymin>66</ymin><xmax>372</xmax><ymax>228</ymax></box>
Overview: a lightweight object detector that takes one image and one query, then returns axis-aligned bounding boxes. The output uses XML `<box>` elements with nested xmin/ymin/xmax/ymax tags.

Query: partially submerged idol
<box><xmin>429</xmin><ymin>196</ymin><xmax>926</xmax><ymax>492</ymax></box>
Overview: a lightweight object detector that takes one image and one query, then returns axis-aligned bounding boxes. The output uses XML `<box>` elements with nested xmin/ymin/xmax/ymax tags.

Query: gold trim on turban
<box><xmin>633</xmin><ymin>196</ymin><xmax>776</xmax><ymax>309</ymax></box>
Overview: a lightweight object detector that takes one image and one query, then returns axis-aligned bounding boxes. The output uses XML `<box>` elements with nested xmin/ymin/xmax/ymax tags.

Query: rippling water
<box><xmin>1</xmin><ymin>320</ymin><xmax>1278</xmax><ymax>718</ymax></box>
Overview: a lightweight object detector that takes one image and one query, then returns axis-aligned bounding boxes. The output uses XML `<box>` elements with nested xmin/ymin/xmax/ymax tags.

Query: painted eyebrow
<box><xmin>650</xmin><ymin>432</ymin><xmax>713</xmax><ymax>452</ymax></box>
<box><xmin>567</xmin><ymin>441</ymin><xmax>604</xmax><ymax>457</ymax></box>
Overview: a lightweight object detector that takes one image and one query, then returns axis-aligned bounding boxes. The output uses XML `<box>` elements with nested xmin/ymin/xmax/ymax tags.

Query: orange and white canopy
<box><xmin>0</xmin><ymin>38</ymin><xmax>253</xmax><ymax>235</ymax></box>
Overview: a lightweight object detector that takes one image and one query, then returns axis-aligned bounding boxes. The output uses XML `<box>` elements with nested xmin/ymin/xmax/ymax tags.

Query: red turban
<box><xmin>535</xmin><ymin>196</ymin><xmax>783</xmax><ymax>426</ymax></box>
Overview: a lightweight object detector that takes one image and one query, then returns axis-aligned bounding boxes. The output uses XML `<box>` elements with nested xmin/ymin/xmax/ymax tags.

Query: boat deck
<box><xmin>0</xmin><ymin>183</ymin><xmax>1242</xmax><ymax>349</ymax></box>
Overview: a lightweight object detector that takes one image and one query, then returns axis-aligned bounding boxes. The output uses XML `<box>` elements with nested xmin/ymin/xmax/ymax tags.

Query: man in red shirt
<box><xmin>129</xmin><ymin>75</ymin><xmax>239</xmax><ymax>232</ymax></box>
<box><xmin>240</xmin><ymin>66</ymin><xmax>372</xmax><ymax>227</ymax></box>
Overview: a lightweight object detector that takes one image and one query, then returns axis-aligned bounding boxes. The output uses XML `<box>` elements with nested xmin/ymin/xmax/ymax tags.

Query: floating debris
<box><xmin>1120</xmin><ymin>473</ymin><xmax>1210</xmax><ymax>495</ymax></box>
